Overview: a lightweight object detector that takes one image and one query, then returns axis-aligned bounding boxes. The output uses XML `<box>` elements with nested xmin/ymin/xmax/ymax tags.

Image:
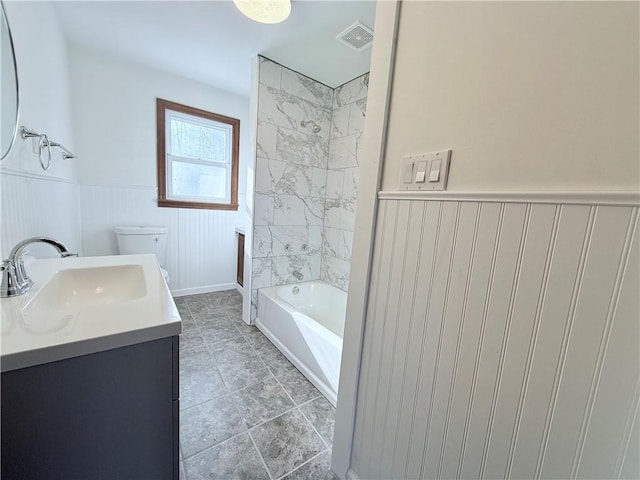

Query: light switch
<box><xmin>403</xmin><ymin>161</ymin><xmax>414</xmax><ymax>184</ymax></box>
<box><xmin>429</xmin><ymin>159</ymin><xmax>441</xmax><ymax>182</ymax></box>
<box><xmin>415</xmin><ymin>161</ymin><xmax>427</xmax><ymax>183</ymax></box>
<box><xmin>399</xmin><ymin>149</ymin><xmax>451</xmax><ymax>191</ymax></box>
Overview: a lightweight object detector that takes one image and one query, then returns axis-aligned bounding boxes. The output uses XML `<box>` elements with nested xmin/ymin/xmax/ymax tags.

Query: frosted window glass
<box><xmin>169</xmin><ymin>118</ymin><xmax>228</xmax><ymax>163</ymax></box>
<box><xmin>171</xmin><ymin>161</ymin><xmax>227</xmax><ymax>199</ymax></box>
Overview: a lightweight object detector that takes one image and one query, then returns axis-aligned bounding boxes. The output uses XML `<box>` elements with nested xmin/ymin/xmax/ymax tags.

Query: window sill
<box><xmin>158</xmin><ymin>199</ymin><xmax>239</xmax><ymax>211</ymax></box>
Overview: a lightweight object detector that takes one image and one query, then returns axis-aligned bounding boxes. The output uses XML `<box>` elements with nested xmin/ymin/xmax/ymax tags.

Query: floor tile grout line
<box><xmin>180</xmin><ymin>397</ymin><xmax>251</xmax><ymax>461</ymax></box>
<box><xmin>202</xmin><ymin>322</ymin><xmax>274</xmax><ymax>393</ymax></box>
<box><xmin>268</xmin><ymin>373</ymin><xmax>327</xmax><ymax>448</ymax></box>
<box><xmin>180</xmin><ymin>425</ymin><xmax>249</xmax><ymax>461</ymax></box>
<box><xmin>248</xmin><ymin>429</ymin><xmax>276</xmax><ymax>480</ymax></box>
<box><xmin>249</xmin><ymin>404</ymin><xmax>302</xmax><ymax>433</ymax></box>
<box><xmin>181</xmin><ymin>429</ymin><xmax>255</xmax><ymax>465</ymax></box>
<box><xmin>181</xmin><ymin>429</ymin><xmax>247</xmax><ymax>460</ymax></box>
<box><xmin>297</xmin><ymin>396</ymin><xmax>335</xmax><ymax>448</ymax></box>
<box><xmin>181</xmin><ymin>353</ymin><xmax>251</xmax><ymax>409</ymax></box>
<box><xmin>237</xmin><ymin>324</ymin><xmax>295</xmax><ymax>381</ymax></box>
<box><xmin>234</xmin><ymin>321</ymin><xmax>325</xmax><ymax>407</ymax></box>
<box><xmin>247</xmin><ymin>405</ymin><xmax>327</xmax><ymax>480</ymax></box>
<box><xmin>271</xmin><ymin>369</ymin><xmax>322</xmax><ymax>407</ymax></box>
<box><xmin>275</xmin><ymin>448</ymin><xmax>331</xmax><ymax>480</ymax></box>
<box><xmin>296</xmin><ymin>401</ymin><xmax>331</xmax><ymax>450</ymax></box>
<box><xmin>225</xmin><ymin>367</ymin><xmax>324</xmax><ymax>431</ymax></box>
<box><xmin>181</xmin><ymin>345</ymin><xmax>277</xmax><ymax>409</ymax></box>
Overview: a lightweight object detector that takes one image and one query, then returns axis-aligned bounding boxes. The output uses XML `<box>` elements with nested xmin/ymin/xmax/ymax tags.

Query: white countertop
<box><xmin>0</xmin><ymin>254</ymin><xmax>181</xmax><ymax>372</ymax></box>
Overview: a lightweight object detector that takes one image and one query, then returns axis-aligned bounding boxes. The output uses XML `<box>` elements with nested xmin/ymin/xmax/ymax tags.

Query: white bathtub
<box><xmin>256</xmin><ymin>281</ymin><xmax>346</xmax><ymax>406</ymax></box>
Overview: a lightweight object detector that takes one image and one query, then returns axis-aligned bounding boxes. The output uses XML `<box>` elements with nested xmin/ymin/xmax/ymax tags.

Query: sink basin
<box><xmin>1</xmin><ymin>254</ymin><xmax>180</xmax><ymax>373</ymax></box>
<box><xmin>26</xmin><ymin>264</ymin><xmax>147</xmax><ymax>311</ymax></box>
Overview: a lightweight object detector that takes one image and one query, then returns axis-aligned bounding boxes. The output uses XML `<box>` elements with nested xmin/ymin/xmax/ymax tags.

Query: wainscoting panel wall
<box><xmin>80</xmin><ymin>184</ymin><xmax>245</xmax><ymax>295</ymax></box>
<box><xmin>350</xmin><ymin>196</ymin><xmax>639</xmax><ymax>480</ymax></box>
<box><xmin>1</xmin><ymin>172</ymin><xmax>82</xmax><ymax>258</ymax></box>
<box><xmin>177</xmin><ymin>206</ymin><xmax>241</xmax><ymax>292</ymax></box>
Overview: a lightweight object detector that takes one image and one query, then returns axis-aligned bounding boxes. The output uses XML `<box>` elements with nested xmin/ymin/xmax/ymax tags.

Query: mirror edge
<box><xmin>1</xmin><ymin>0</ymin><xmax>19</xmax><ymax>161</ymax></box>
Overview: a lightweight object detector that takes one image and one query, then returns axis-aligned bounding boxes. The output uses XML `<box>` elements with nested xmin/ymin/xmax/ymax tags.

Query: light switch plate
<box><xmin>399</xmin><ymin>149</ymin><xmax>452</xmax><ymax>191</ymax></box>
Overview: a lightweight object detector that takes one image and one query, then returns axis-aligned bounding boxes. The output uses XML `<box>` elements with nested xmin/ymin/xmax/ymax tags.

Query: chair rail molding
<box><xmin>378</xmin><ymin>190</ymin><xmax>640</xmax><ymax>207</ymax></box>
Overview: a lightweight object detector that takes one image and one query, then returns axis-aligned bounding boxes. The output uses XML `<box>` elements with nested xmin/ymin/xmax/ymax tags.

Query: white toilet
<box><xmin>114</xmin><ymin>226</ymin><xmax>170</xmax><ymax>284</ymax></box>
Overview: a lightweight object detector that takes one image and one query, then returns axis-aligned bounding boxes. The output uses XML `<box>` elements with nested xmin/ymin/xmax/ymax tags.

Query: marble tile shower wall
<box><xmin>251</xmin><ymin>57</ymin><xmax>368</xmax><ymax>319</ymax></box>
<box><xmin>252</xmin><ymin>57</ymin><xmax>333</xmax><ymax>320</ymax></box>
<box><xmin>322</xmin><ymin>75</ymin><xmax>368</xmax><ymax>290</ymax></box>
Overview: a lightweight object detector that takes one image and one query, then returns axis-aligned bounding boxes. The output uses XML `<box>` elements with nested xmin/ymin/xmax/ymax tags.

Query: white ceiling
<box><xmin>52</xmin><ymin>0</ymin><xmax>376</xmax><ymax>97</ymax></box>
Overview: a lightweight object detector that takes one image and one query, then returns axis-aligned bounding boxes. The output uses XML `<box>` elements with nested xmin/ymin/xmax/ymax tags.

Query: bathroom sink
<box><xmin>1</xmin><ymin>254</ymin><xmax>181</xmax><ymax>373</ymax></box>
<box><xmin>26</xmin><ymin>264</ymin><xmax>147</xmax><ymax>311</ymax></box>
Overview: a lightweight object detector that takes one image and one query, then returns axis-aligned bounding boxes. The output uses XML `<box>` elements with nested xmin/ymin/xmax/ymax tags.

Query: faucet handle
<box><xmin>1</xmin><ymin>259</ymin><xmax>32</xmax><ymax>297</ymax></box>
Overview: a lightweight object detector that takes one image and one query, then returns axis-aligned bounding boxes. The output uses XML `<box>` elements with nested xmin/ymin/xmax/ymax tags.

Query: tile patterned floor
<box><xmin>175</xmin><ymin>290</ymin><xmax>337</xmax><ymax>480</ymax></box>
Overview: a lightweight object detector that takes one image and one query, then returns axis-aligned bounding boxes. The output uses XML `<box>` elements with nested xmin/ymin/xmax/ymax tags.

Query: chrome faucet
<box><xmin>292</xmin><ymin>271</ymin><xmax>303</xmax><ymax>281</ymax></box>
<box><xmin>1</xmin><ymin>237</ymin><xmax>77</xmax><ymax>298</ymax></box>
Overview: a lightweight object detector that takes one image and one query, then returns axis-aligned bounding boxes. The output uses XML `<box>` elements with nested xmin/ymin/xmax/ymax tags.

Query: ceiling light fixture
<box><xmin>233</xmin><ymin>0</ymin><xmax>291</xmax><ymax>24</ymax></box>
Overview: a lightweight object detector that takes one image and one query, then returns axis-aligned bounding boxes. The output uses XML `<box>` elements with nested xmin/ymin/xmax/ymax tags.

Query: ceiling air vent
<box><xmin>336</xmin><ymin>21</ymin><xmax>373</xmax><ymax>52</ymax></box>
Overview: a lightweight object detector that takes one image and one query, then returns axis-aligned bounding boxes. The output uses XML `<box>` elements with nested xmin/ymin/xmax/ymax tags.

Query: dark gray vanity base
<box><xmin>1</xmin><ymin>336</ymin><xmax>179</xmax><ymax>480</ymax></box>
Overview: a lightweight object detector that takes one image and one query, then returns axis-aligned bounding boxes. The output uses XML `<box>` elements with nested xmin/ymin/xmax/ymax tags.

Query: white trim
<box><xmin>0</xmin><ymin>166</ymin><xmax>78</xmax><ymax>185</ymax></box>
<box><xmin>331</xmin><ymin>2</ymin><xmax>401</xmax><ymax>480</ymax></box>
<box><xmin>378</xmin><ymin>190</ymin><xmax>640</xmax><ymax>206</ymax></box>
<box><xmin>346</xmin><ymin>469</ymin><xmax>361</xmax><ymax>480</ymax></box>
<box><xmin>242</xmin><ymin>55</ymin><xmax>261</xmax><ymax>327</ymax></box>
<box><xmin>80</xmin><ymin>182</ymin><xmax>156</xmax><ymax>190</ymax></box>
<box><xmin>170</xmin><ymin>282</ymin><xmax>236</xmax><ymax>297</ymax></box>
<box><xmin>235</xmin><ymin>283</ymin><xmax>244</xmax><ymax>295</ymax></box>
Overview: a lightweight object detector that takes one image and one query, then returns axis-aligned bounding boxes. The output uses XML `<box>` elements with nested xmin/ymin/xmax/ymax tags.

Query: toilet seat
<box><xmin>160</xmin><ymin>268</ymin><xmax>170</xmax><ymax>284</ymax></box>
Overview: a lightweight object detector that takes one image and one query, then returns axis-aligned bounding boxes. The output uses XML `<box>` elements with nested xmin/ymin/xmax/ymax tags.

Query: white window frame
<box><xmin>165</xmin><ymin>110</ymin><xmax>233</xmax><ymax>205</ymax></box>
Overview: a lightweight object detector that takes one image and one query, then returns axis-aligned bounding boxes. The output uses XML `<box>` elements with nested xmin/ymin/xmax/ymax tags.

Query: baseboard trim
<box><xmin>171</xmin><ymin>283</ymin><xmax>237</xmax><ymax>297</ymax></box>
<box><xmin>235</xmin><ymin>283</ymin><xmax>244</xmax><ymax>295</ymax></box>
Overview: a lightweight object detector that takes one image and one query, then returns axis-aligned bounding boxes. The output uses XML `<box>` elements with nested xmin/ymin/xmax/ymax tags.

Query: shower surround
<box><xmin>251</xmin><ymin>56</ymin><xmax>368</xmax><ymax>320</ymax></box>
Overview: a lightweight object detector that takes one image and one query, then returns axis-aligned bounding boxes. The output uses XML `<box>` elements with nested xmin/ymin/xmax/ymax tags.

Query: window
<box><xmin>156</xmin><ymin>98</ymin><xmax>239</xmax><ymax>210</ymax></box>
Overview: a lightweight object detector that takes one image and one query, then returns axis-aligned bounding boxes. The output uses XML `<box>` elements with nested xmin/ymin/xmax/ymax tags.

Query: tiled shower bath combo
<box><xmin>251</xmin><ymin>56</ymin><xmax>369</xmax><ymax>321</ymax></box>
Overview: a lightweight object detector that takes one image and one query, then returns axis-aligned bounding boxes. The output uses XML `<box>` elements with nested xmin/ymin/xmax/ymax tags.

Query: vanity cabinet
<box><xmin>1</xmin><ymin>336</ymin><xmax>179</xmax><ymax>480</ymax></box>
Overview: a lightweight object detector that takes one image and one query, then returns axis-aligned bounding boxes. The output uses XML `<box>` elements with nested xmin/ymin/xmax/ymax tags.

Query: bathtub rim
<box><xmin>259</xmin><ymin>280</ymin><xmax>347</xmax><ymax>341</ymax></box>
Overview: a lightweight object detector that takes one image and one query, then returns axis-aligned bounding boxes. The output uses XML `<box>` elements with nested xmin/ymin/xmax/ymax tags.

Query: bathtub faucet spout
<box><xmin>292</xmin><ymin>271</ymin><xmax>303</xmax><ymax>281</ymax></box>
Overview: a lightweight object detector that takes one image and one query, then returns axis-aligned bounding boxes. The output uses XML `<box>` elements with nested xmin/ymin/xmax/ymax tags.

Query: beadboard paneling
<box><xmin>350</xmin><ymin>198</ymin><xmax>639</xmax><ymax>480</ymax></box>
<box><xmin>1</xmin><ymin>172</ymin><xmax>82</xmax><ymax>258</ymax></box>
<box><xmin>177</xmin><ymin>207</ymin><xmax>240</xmax><ymax>290</ymax></box>
<box><xmin>80</xmin><ymin>184</ymin><xmax>245</xmax><ymax>294</ymax></box>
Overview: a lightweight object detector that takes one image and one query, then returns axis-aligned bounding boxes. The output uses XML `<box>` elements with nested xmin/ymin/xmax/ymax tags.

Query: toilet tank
<box><xmin>114</xmin><ymin>226</ymin><xmax>168</xmax><ymax>266</ymax></box>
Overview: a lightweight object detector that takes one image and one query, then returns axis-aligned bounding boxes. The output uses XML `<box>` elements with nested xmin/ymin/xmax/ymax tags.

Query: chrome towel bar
<box><xmin>20</xmin><ymin>126</ymin><xmax>77</xmax><ymax>170</ymax></box>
